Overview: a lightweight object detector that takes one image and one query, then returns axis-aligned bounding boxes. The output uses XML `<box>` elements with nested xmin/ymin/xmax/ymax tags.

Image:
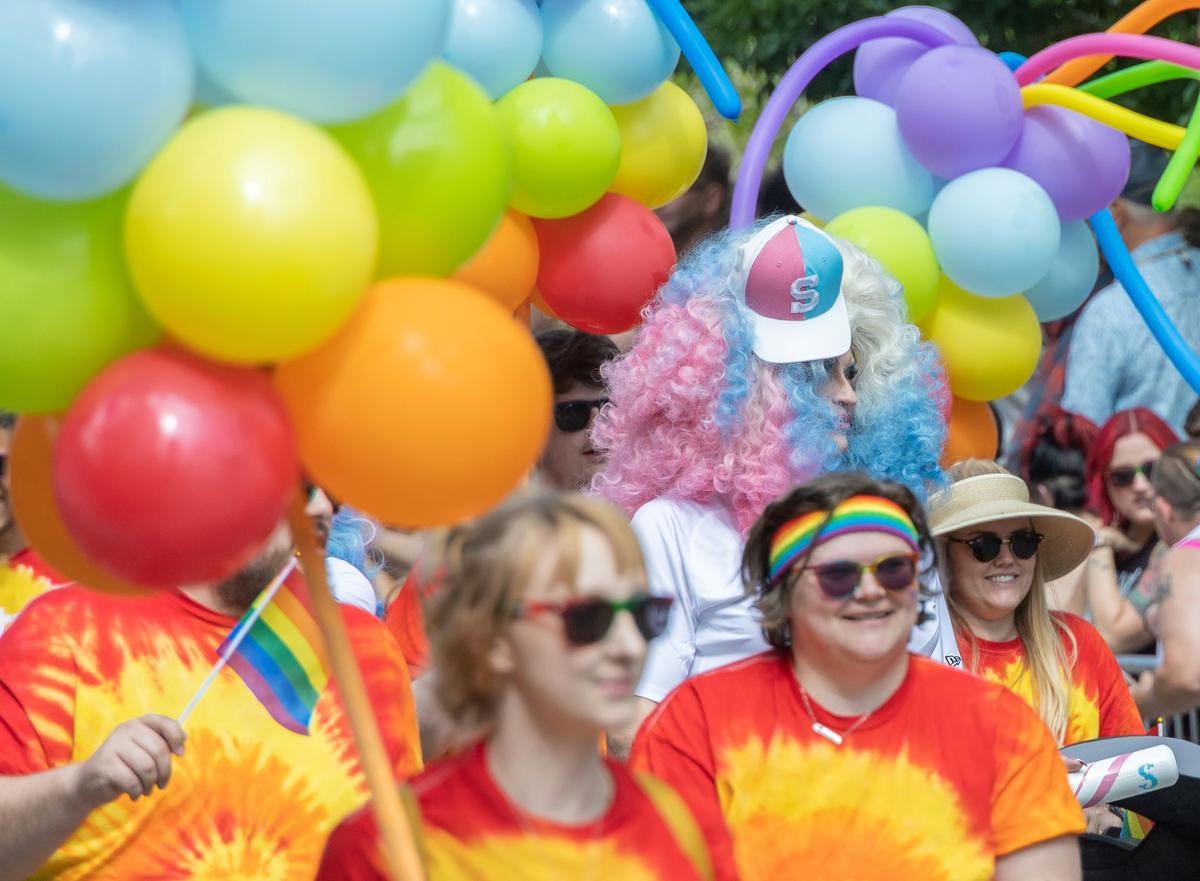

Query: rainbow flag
<box><xmin>217</xmin><ymin>559</ymin><xmax>331</xmax><ymax>734</ymax></box>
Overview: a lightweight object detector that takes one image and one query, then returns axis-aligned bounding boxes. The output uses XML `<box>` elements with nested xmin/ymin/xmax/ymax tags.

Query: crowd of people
<box><xmin>2</xmin><ymin>138</ymin><xmax>1200</xmax><ymax>881</ymax></box>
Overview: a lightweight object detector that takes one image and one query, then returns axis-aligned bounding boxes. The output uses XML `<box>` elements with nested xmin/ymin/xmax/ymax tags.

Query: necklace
<box><xmin>797</xmin><ymin>680</ymin><xmax>874</xmax><ymax>747</ymax></box>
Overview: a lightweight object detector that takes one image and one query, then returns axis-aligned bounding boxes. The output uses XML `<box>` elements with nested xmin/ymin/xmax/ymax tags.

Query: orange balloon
<box><xmin>942</xmin><ymin>397</ymin><xmax>1000</xmax><ymax>466</ymax></box>
<box><xmin>452</xmin><ymin>210</ymin><xmax>539</xmax><ymax>311</ymax></box>
<box><xmin>274</xmin><ymin>278</ymin><xmax>552</xmax><ymax>527</ymax></box>
<box><xmin>530</xmin><ymin>287</ymin><xmax>560</xmax><ymax>320</ymax></box>
<box><xmin>10</xmin><ymin>416</ymin><xmax>153</xmax><ymax>595</ymax></box>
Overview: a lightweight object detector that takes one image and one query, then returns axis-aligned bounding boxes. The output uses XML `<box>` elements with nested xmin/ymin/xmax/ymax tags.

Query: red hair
<box><xmin>1086</xmin><ymin>407</ymin><xmax>1180</xmax><ymax>525</ymax></box>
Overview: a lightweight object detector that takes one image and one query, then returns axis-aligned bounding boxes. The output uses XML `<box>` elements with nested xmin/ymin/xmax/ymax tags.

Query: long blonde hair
<box><xmin>939</xmin><ymin>459</ymin><xmax>1078</xmax><ymax>744</ymax></box>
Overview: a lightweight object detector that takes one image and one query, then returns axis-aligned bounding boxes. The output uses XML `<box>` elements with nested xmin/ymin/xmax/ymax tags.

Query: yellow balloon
<box><xmin>125</xmin><ymin>106</ymin><xmax>378</xmax><ymax>364</ymax></box>
<box><xmin>920</xmin><ymin>276</ymin><xmax>1042</xmax><ymax>402</ymax></box>
<box><xmin>610</xmin><ymin>81</ymin><xmax>707</xmax><ymax>209</ymax></box>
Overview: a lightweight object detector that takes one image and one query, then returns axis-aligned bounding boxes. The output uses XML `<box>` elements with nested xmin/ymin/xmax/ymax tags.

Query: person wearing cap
<box><xmin>929</xmin><ymin>459</ymin><xmax>1144</xmax><ymax>747</ymax></box>
<box><xmin>593</xmin><ymin>215</ymin><xmax>946</xmax><ymax>757</ymax></box>
<box><xmin>1063</xmin><ymin>140</ymin><xmax>1200</xmax><ymax>435</ymax></box>
<box><xmin>632</xmin><ymin>472</ymin><xmax>1085</xmax><ymax>881</ymax></box>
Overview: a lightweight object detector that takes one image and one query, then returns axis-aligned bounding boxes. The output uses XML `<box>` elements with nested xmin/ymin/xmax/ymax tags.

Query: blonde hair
<box><xmin>939</xmin><ymin>459</ymin><xmax>1078</xmax><ymax>744</ymax></box>
<box><xmin>427</xmin><ymin>491</ymin><xmax>645</xmax><ymax>727</ymax></box>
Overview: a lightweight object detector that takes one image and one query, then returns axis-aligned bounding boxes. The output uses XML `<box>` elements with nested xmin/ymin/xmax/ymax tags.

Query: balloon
<box><xmin>783</xmin><ymin>97</ymin><xmax>936</xmax><ymax>221</ymax></box>
<box><xmin>998</xmin><ymin>51</ymin><xmax>1028</xmax><ymax>72</ymax></box>
<box><xmin>853</xmin><ymin>6</ymin><xmax>978</xmax><ymax>106</ymax></box>
<box><xmin>920</xmin><ymin>276</ymin><xmax>1042</xmax><ymax>402</ymax></box>
<box><xmin>533</xmin><ymin>193</ymin><xmax>676</xmax><ymax>334</ymax></box>
<box><xmin>610</xmin><ymin>81</ymin><xmax>707</xmax><ymax>209</ymax></box>
<box><xmin>495</xmin><ymin>79</ymin><xmax>621</xmax><ymax>219</ymax></box>
<box><xmin>1023</xmin><ymin>221</ymin><xmax>1100</xmax><ymax>322</ymax></box>
<box><xmin>928</xmin><ymin>168</ymin><xmax>1061</xmax><ymax>298</ymax></box>
<box><xmin>825</xmin><ymin>207</ymin><xmax>940</xmax><ymax>323</ymax></box>
<box><xmin>452</xmin><ymin>211</ymin><xmax>540</xmax><ymax>311</ymax></box>
<box><xmin>0</xmin><ymin>0</ymin><xmax>193</xmax><ymax>200</ymax></box>
<box><xmin>329</xmin><ymin>62</ymin><xmax>510</xmax><ymax>278</ymax></box>
<box><xmin>1001</xmin><ymin>106</ymin><xmax>1131</xmax><ymax>222</ymax></box>
<box><xmin>644</xmin><ymin>0</ymin><xmax>741</xmax><ymax>120</ymax></box>
<box><xmin>1018</xmin><ymin>32</ymin><xmax>1200</xmax><ymax>89</ymax></box>
<box><xmin>442</xmin><ymin>0</ymin><xmax>542</xmax><ymax>99</ymax></box>
<box><xmin>177</xmin><ymin>0</ymin><xmax>452</xmax><ymax>123</ymax></box>
<box><xmin>274</xmin><ymin>279</ymin><xmax>552</xmax><ymax>528</ymax></box>
<box><xmin>54</xmin><ymin>349</ymin><xmax>299</xmax><ymax>587</ymax></box>
<box><xmin>541</xmin><ymin>0</ymin><xmax>680</xmax><ymax>105</ymax></box>
<box><xmin>531</xmin><ymin>288</ymin><xmax>562</xmax><ymax>321</ymax></box>
<box><xmin>895</xmin><ymin>45</ymin><xmax>1024</xmax><ymax>179</ymax></box>
<box><xmin>125</xmin><ymin>107</ymin><xmax>377</xmax><ymax>364</ymax></box>
<box><xmin>0</xmin><ymin>185</ymin><xmax>159</xmax><ymax>414</ymax></box>
<box><xmin>10</xmin><ymin>416</ymin><xmax>152</xmax><ymax>594</ymax></box>
<box><xmin>943</xmin><ymin>397</ymin><xmax>1000</xmax><ymax>465</ymax></box>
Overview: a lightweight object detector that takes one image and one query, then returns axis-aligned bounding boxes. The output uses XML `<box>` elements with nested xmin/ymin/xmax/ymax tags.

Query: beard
<box><xmin>215</xmin><ymin>544</ymin><xmax>293</xmax><ymax>613</ymax></box>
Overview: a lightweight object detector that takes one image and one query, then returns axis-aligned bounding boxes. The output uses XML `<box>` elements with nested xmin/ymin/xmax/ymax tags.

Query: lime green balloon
<box><xmin>0</xmin><ymin>185</ymin><xmax>159</xmax><ymax>413</ymax></box>
<box><xmin>826</xmin><ymin>206</ymin><xmax>940</xmax><ymax>323</ymax></box>
<box><xmin>330</xmin><ymin>62</ymin><xmax>511</xmax><ymax>277</ymax></box>
<box><xmin>495</xmin><ymin>78</ymin><xmax>620</xmax><ymax>220</ymax></box>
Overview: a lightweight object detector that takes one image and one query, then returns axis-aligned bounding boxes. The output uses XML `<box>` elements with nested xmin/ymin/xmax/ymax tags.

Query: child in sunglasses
<box><xmin>317</xmin><ymin>492</ymin><xmax>712</xmax><ymax>881</ymax></box>
<box><xmin>633</xmin><ymin>472</ymin><xmax>1084</xmax><ymax>881</ymax></box>
<box><xmin>930</xmin><ymin>460</ymin><xmax>1143</xmax><ymax>749</ymax></box>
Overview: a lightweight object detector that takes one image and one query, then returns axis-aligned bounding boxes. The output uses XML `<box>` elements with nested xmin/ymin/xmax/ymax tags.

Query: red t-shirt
<box><xmin>631</xmin><ymin>652</ymin><xmax>1085</xmax><ymax>881</ymax></box>
<box><xmin>959</xmin><ymin>611</ymin><xmax>1145</xmax><ymax>744</ymax></box>
<box><xmin>0</xmin><ymin>583</ymin><xmax>423</xmax><ymax>881</ymax></box>
<box><xmin>318</xmin><ymin>740</ymin><xmax>713</xmax><ymax>881</ymax></box>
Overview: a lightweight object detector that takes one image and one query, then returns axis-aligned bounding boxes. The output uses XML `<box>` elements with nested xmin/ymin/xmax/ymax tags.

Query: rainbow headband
<box><xmin>767</xmin><ymin>495</ymin><xmax>920</xmax><ymax>586</ymax></box>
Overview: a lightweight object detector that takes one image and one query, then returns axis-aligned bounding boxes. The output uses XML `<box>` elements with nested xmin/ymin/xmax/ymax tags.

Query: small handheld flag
<box><xmin>180</xmin><ymin>557</ymin><xmax>331</xmax><ymax>734</ymax></box>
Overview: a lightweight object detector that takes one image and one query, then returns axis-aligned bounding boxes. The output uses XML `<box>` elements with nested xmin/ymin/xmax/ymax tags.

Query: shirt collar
<box><xmin>1130</xmin><ymin>230</ymin><xmax>1187</xmax><ymax>262</ymax></box>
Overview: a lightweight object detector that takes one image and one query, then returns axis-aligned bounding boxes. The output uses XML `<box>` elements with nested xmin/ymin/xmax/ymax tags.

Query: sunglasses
<box><xmin>512</xmin><ymin>593</ymin><xmax>673</xmax><ymax>646</ymax></box>
<box><xmin>948</xmin><ymin>529</ymin><xmax>1043</xmax><ymax>563</ymax></box>
<box><xmin>554</xmin><ymin>398</ymin><xmax>608</xmax><ymax>433</ymax></box>
<box><xmin>1106</xmin><ymin>460</ymin><xmax>1156</xmax><ymax>489</ymax></box>
<box><xmin>799</xmin><ymin>552</ymin><xmax>920</xmax><ymax>600</ymax></box>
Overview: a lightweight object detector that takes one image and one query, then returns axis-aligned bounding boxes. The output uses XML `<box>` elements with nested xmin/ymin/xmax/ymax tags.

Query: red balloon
<box><xmin>54</xmin><ymin>348</ymin><xmax>299</xmax><ymax>587</ymax></box>
<box><xmin>533</xmin><ymin>193</ymin><xmax>676</xmax><ymax>334</ymax></box>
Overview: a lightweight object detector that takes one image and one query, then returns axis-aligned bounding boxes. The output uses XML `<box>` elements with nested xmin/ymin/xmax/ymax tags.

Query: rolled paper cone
<box><xmin>1068</xmin><ymin>745</ymin><xmax>1179</xmax><ymax>808</ymax></box>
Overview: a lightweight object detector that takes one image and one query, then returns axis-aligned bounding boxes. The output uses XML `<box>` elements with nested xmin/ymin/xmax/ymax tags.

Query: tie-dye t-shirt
<box><xmin>958</xmin><ymin>611</ymin><xmax>1145</xmax><ymax>744</ymax></box>
<box><xmin>317</xmin><ymin>740</ymin><xmax>713</xmax><ymax>881</ymax></box>
<box><xmin>0</xmin><ymin>584</ymin><xmax>422</xmax><ymax>881</ymax></box>
<box><xmin>631</xmin><ymin>652</ymin><xmax>1084</xmax><ymax>881</ymax></box>
<box><xmin>0</xmin><ymin>549</ymin><xmax>68</xmax><ymax>634</ymax></box>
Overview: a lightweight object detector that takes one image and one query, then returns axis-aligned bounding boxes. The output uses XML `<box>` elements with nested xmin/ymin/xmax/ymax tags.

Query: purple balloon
<box><xmin>1001</xmin><ymin>106</ymin><xmax>1131</xmax><ymax>222</ymax></box>
<box><xmin>895</xmin><ymin>45</ymin><xmax>1024</xmax><ymax>180</ymax></box>
<box><xmin>854</xmin><ymin>6</ymin><xmax>978</xmax><ymax>106</ymax></box>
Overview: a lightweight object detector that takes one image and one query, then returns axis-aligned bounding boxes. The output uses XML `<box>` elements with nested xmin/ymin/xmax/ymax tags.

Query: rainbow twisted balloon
<box><xmin>731</xmin><ymin>0</ymin><xmax>1200</xmax><ymax>420</ymax></box>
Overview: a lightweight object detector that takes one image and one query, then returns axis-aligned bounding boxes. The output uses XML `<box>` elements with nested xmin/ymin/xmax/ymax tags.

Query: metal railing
<box><xmin>1116</xmin><ymin>654</ymin><xmax>1199</xmax><ymax>743</ymax></box>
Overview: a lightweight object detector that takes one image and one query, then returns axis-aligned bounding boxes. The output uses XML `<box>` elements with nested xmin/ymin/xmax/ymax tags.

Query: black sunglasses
<box><xmin>512</xmin><ymin>593</ymin><xmax>672</xmax><ymax>646</ymax></box>
<box><xmin>948</xmin><ymin>529</ymin><xmax>1043</xmax><ymax>563</ymax></box>
<box><xmin>800</xmin><ymin>552</ymin><xmax>919</xmax><ymax>600</ymax></box>
<box><xmin>1106</xmin><ymin>460</ymin><xmax>1156</xmax><ymax>489</ymax></box>
<box><xmin>554</xmin><ymin>398</ymin><xmax>608</xmax><ymax>433</ymax></box>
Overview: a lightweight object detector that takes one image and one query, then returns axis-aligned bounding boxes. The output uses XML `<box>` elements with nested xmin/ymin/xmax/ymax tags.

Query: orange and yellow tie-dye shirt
<box><xmin>631</xmin><ymin>652</ymin><xmax>1085</xmax><ymax>881</ymax></box>
<box><xmin>0</xmin><ymin>584</ymin><xmax>422</xmax><ymax>881</ymax></box>
<box><xmin>959</xmin><ymin>611</ymin><xmax>1145</xmax><ymax>744</ymax></box>
<box><xmin>0</xmin><ymin>549</ymin><xmax>69</xmax><ymax>634</ymax></box>
<box><xmin>317</xmin><ymin>740</ymin><xmax>714</xmax><ymax>881</ymax></box>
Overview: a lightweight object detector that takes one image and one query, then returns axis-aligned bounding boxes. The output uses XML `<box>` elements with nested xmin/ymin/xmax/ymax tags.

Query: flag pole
<box><xmin>287</xmin><ymin>493</ymin><xmax>425</xmax><ymax>881</ymax></box>
<box><xmin>178</xmin><ymin>557</ymin><xmax>298</xmax><ymax>726</ymax></box>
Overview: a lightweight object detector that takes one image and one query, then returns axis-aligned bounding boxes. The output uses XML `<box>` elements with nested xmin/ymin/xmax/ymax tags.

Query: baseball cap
<box><xmin>1120</xmin><ymin>140</ymin><xmax>1171</xmax><ymax>207</ymax></box>
<box><xmin>729</xmin><ymin>215</ymin><xmax>851</xmax><ymax>364</ymax></box>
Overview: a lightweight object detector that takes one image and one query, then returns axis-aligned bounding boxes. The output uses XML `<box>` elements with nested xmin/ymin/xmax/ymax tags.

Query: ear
<box><xmin>487</xmin><ymin>633</ymin><xmax>517</xmax><ymax>678</ymax></box>
<box><xmin>1109</xmin><ymin>198</ymin><xmax>1128</xmax><ymax>231</ymax></box>
<box><xmin>1153</xmin><ymin>494</ymin><xmax>1173</xmax><ymax>524</ymax></box>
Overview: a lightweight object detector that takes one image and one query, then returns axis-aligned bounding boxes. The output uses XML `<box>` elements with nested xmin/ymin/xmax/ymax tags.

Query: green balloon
<box><xmin>330</xmin><ymin>62</ymin><xmax>512</xmax><ymax>278</ymax></box>
<box><xmin>0</xmin><ymin>185</ymin><xmax>159</xmax><ymax>413</ymax></box>
<box><xmin>495</xmin><ymin>78</ymin><xmax>620</xmax><ymax>220</ymax></box>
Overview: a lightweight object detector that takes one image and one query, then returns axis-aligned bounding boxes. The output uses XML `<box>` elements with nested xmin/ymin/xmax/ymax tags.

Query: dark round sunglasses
<box><xmin>800</xmin><ymin>552</ymin><xmax>920</xmax><ymax>600</ymax></box>
<box><xmin>512</xmin><ymin>593</ymin><xmax>672</xmax><ymax>646</ymax></box>
<box><xmin>554</xmin><ymin>398</ymin><xmax>608</xmax><ymax>433</ymax></box>
<box><xmin>1106</xmin><ymin>460</ymin><xmax>1156</xmax><ymax>489</ymax></box>
<box><xmin>948</xmin><ymin>529</ymin><xmax>1043</xmax><ymax>563</ymax></box>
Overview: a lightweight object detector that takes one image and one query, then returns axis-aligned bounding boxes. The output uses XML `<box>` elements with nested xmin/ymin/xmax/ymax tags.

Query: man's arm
<box><xmin>994</xmin><ymin>836</ymin><xmax>1081</xmax><ymax>881</ymax></box>
<box><xmin>0</xmin><ymin>715</ymin><xmax>184</xmax><ymax>881</ymax></box>
<box><xmin>1132</xmin><ymin>552</ymin><xmax>1200</xmax><ymax>719</ymax></box>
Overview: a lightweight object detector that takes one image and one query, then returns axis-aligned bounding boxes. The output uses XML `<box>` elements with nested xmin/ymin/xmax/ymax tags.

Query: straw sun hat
<box><xmin>928</xmin><ymin>473</ymin><xmax>1097</xmax><ymax>581</ymax></box>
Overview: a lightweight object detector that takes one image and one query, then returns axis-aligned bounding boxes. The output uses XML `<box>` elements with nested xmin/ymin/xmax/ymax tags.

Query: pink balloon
<box><xmin>1015</xmin><ymin>33</ymin><xmax>1200</xmax><ymax>85</ymax></box>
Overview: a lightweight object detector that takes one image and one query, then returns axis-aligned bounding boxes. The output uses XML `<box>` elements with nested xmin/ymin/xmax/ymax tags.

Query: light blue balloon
<box><xmin>177</xmin><ymin>0</ymin><xmax>453</xmax><ymax>123</ymax></box>
<box><xmin>928</xmin><ymin>167</ymin><xmax>1061</xmax><ymax>298</ymax></box>
<box><xmin>1023</xmin><ymin>220</ymin><xmax>1099</xmax><ymax>321</ymax></box>
<box><xmin>783</xmin><ymin>96</ymin><xmax>936</xmax><ymax>221</ymax></box>
<box><xmin>443</xmin><ymin>0</ymin><xmax>542</xmax><ymax>100</ymax></box>
<box><xmin>541</xmin><ymin>0</ymin><xmax>680</xmax><ymax>105</ymax></box>
<box><xmin>0</xmin><ymin>0</ymin><xmax>193</xmax><ymax>201</ymax></box>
